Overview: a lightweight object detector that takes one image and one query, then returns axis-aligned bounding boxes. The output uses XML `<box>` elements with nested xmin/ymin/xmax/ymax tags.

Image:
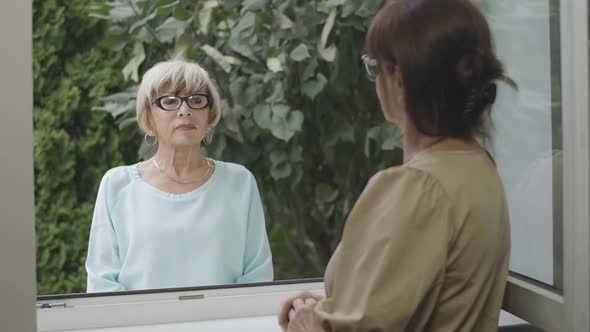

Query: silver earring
<box><xmin>144</xmin><ymin>133</ymin><xmax>157</xmax><ymax>146</ymax></box>
<box><xmin>203</xmin><ymin>128</ymin><xmax>213</xmax><ymax>145</ymax></box>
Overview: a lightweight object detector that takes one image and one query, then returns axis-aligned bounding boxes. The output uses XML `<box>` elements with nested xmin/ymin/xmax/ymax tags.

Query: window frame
<box><xmin>0</xmin><ymin>0</ymin><xmax>587</xmax><ymax>331</ymax></box>
<box><xmin>500</xmin><ymin>0</ymin><xmax>590</xmax><ymax>331</ymax></box>
<box><xmin>0</xmin><ymin>0</ymin><xmax>37</xmax><ymax>331</ymax></box>
<box><xmin>37</xmin><ymin>280</ymin><xmax>324</xmax><ymax>331</ymax></box>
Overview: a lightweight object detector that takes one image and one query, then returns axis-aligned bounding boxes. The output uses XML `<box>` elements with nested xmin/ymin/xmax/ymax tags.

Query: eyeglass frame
<box><xmin>152</xmin><ymin>93</ymin><xmax>212</xmax><ymax>111</ymax></box>
<box><xmin>361</xmin><ymin>54</ymin><xmax>380</xmax><ymax>82</ymax></box>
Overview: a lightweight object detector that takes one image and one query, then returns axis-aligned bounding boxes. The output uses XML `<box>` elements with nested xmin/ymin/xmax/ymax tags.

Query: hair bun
<box><xmin>465</xmin><ymin>82</ymin><xmax>497</xmax><ymax>116</ymax></box>
<box><xmin>480</xmin><ymin>82</ymin><xmax>497</xmax><ymax>105</ymax></box>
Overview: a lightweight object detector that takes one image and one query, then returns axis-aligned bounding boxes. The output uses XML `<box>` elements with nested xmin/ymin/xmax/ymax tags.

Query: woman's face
<box><xmin>376</xmin><ymin>65</ymin><xmax>407</xmax><ymax>131</ymax></box>
<box><xmin>148</xmin><ymin>89</ymin><xmax>211</xmax><ymax>148</ymax></box>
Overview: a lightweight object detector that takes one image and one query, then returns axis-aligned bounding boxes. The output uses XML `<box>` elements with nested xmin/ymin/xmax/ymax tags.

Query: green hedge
<box><xmin>33</xmin><ymin>0</ymin><xmax>135</xmax><ymax>294</ymax></box>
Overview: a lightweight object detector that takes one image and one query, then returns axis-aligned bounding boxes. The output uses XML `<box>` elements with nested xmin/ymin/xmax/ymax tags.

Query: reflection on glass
<box><xmin>85</xmin><ymin>60</ymin><xmax>273</xmax><ymax>292</ymax></box>
<box><xmin>34</xmin><ymin>1</ymin><xmax>390</xmax><ymax>295</ymax></box>
<box><xmin>480</xmin><ymin>0</ymin><xmax>563</xmax><ymax>288</ymax></box>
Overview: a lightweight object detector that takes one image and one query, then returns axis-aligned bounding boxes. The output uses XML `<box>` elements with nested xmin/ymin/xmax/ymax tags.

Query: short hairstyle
<box><xmin>136</xmin><ymin>59</ymin><xmax>222</xmax><ymax>134</ymax></box>
<box><xmin>367</xmin><ymin>0</ymin><xmax>516</xmax><ymax>140</ymax></box>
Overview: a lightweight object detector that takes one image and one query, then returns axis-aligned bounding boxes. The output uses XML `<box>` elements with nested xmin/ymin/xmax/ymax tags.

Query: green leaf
<box><xmin>290</xmin><ymin>43</ymin><xmax>310</xmax><ymax>62</ymax></box>
<box><xmin>93</xmin><ymin>99</ymin><xmax>135</xmax><ymax>118</ymax></box>
<box><xmin>201</xmin><ymin>44</ymin><xmax>240</xmax><ymax>73</ymax></box>
<box><xmin>342</xmin><ymin>1</ymin><xmax>358</xmax><ymax>18</ymax></box>
<box><xmin>109</xmin><ymin>5</ymin><xmax>136</xmax><ymax>22</ymax></box>
<box><xmin>357</xmin><ymin>0</ymin><xmax>384</xmax><ymax>18</ymax></box>
<box><xmin>155</xmin><ymin>17</ymin><xmax>189</xmax><ymax>43</ymax></box>
<box><xmin>303</xmin><ymin>60</ymin><xmax>318</xmax><ymax>81</ymax></box>
<box><xmin>267</xmin><ymin>57</ymin><xmax>283</xmax><ymax>72</ymax></box>
<box><xmin>156</xmin><ymin>0</ymin><xmax>180</xmax><ymax>10</ymax></box>
<box><xmin>121</xmin><ymin>42</ymin><xmax>145</xmax><ymax>82</ymax></box>
<box><xmin>253</xmin><ymin>104</ymin><xmax>272</xmax><ymax>129</ymax></box>
<box><xmin>266</xmin><ymin>80</ymin><xmax>285</xmax><ymax>103</ymax></box>
<box><xmin>269</xmin><ymin>105</ymin><xmax>304</xmax><ymax>141</ymax></box>
<box><xmin>289</xmin><ymin>146</ymin><xmax>304</xmax><ymax>163</ymax></box>
<box><xmin>242</xmin><ymin>0</ymin><xmax>270</xmax><ymax>13</ymax></box>
<box><xmin>174</xmin><ymin>5</ymin><xmax>191</xmax><ymax>20</ymax></box>
<box><xmin>129</xmin><ymin>12</ymin><xmax>157</xmax><ymax>33</ymax></box>
<box><xmin>324</xmin><ymin>114</ymin><xmax>355</xmax><ymax>147</ymax></box>
<box><xmin>198</xmin><ymin>6</ymin><xmax>214</xmax><ymax>34</ymax></box>
<box><xmin>315</xmin><ymin>183</ymin><xmax>339</xmax><ymax>204</ymax></box>
<box><xmin>319</xmin><ymin>44</ymin><xmax>337</xmax><ymax>62</ymax></box>
<box><xmin>234</xmin><ymin>12</ymin><xmax>256</xmax><ymax>37</ymax></box>
<box><xmin>302</xmin><ymin>73</ymin><xmax>328</xmax><ymax>100</ymax></box>
<box><xmin>229</xmin><ymin>76</ymin><xmax>248</xmax><ymax>101</ymax></box>
<box><xmin>327</xmin><ymin>0</ymin><xmax>347</xmax><ymax>7</ymax></box>
<box><xmin>364</xmin><ymin>123</ymin><xmax>402</xmax><ymax>157</ymax></box>
<box><xmin>254</xmin><ymin>104</ymin><xmax>304</xmax><ymax>141</ymax></box>
<box><xmin>229</xmin><ymin>35</ymin><xmax>258</xmax><ymax>61</ymax></box>
<box><xmin>274</xmin><ymin>10</ymin><xmax>294</xmax><ymax>29</ymax></box>
<box><xmin>320</xmin><ymin>9</ymin><xmax>337</xmax><ymax>49</ymax></box>
<box><xmin>269</xmin><ymin>151</ymin><xmax>292</xmax><ymax>180</ymax></box>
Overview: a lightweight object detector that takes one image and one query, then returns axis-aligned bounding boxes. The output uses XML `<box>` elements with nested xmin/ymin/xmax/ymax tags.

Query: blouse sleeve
<box><xmin>85</xmin><ymin>171</ymin><xmax>125</xmax><ymax>292</ymax></box>
<box><xmin>236</xmin><ymin>173</ymin><xmax>274</xmax><ymax>283</ymax></box>
<box><xmin>314</xmin><ymin>168</ymin><xmax>454</xmax><ymax>332</ymax></box>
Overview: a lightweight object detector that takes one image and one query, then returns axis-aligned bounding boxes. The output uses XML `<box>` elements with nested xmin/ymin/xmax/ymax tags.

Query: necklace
<box><xmin>152</xmin><ymin>158</ymin><xmax>214</xmax><ymax>184</ymax></box>
<box><xmin>404</xmin><ymin>137</ymin><xmax>447</xmax><ymax>164</ymax></box>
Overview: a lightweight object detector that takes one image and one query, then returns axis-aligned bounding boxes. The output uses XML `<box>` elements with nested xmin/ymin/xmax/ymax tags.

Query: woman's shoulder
<box><xmin>212</xmin><ymin>159</ymin><xmax>255</xmax><ymax>181</ymax></box>
<box><xmin>369</xmin><ymin>165</ymin><xmax>445</xmax><ymax>196</ymax></box>
<box><xmin>99</xmin><ymin>164</ymin><xmax>138</xmax><ymax>189</ymax></box>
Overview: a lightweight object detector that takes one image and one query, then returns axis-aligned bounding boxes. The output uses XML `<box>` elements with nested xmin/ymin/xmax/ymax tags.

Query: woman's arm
<box><xmin>236</xmin><ymin>174</ymin><xmax>274</xmax><ymax>283</ymax></box>
<box><xmin>85</xmin><ymin>171</ymin><xmax>125</xmax><ymax>292</ymax></box>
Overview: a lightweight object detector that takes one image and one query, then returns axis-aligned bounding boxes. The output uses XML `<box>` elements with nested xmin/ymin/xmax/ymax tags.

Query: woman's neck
<box><xmin>152</xmin><ymin>144</ymin><xmax>206</xmax><ymax>177</ymax></box>
<box><xmin>403</xmin><ymin>129</ymin><xmax>443</xmax><ymax>163</ymax></box>
<box><xmin>402</xmin><ymin>125</ymin><xmax>480</xmax><ymax>163</ymax></box>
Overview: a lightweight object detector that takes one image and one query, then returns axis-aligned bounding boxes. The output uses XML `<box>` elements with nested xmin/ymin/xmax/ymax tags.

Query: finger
<box><xmin>298</xmin><ymin>291</ymin><xmax>324</xmax><ymax>302</ymax></box>
<box><xmin>288</xmin><ymin>308</ymin><xmax>296</xmax><ymax>321</ymax></box>
<box><xmin>304</xmin><ymin>297</ymin><xmax>318</xmax><ymax>306</ymax></box>
<box><xmin>279</xmin><ymin>295</ymin><xmax>299</xmax><ymax>318</ymax></box>
<box><xmin>292</xmin><ymin>298</ymin><xmax>305</xmax><ymax>311</ymax></box>
<box><xmin>278</xmin><ymin>296</ymin><xmax>297</xmax><ymax>326</ymax></box>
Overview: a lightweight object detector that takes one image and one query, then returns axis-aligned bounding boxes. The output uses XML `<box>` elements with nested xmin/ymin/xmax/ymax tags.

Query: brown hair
<box><xmin>366</xmin><ymin>0</ymin><xmax>516</xmax><ymax>140</ymax></box>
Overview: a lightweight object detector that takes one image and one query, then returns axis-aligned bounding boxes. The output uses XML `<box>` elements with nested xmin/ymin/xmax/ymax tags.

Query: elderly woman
<box><xmin>279</xmin><ymin>0</ymin><xmax>514</xmax><ymax>331</ymax></box>
<box><xmin>85</xmin><ymin>59</ymin><xmax>273</xmax><ymax>292</ymax></box>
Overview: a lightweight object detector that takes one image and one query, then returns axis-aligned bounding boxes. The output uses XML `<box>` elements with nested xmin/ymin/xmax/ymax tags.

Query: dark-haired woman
<box><xmin>278</xmin><ymin>0</ymin><xmax>515</xmax><ymax>331</ymax></box>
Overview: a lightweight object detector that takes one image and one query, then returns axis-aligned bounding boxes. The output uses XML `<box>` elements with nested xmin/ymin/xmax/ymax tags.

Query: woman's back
<box><xmin>407</xmin><ymin>150</ymin><xmax>510</xmax><ymax>331</ymax></box>
<box><xmin>315</xmin><ymin>149</ymin><xmax>510</xmax><ymax>332</ymax></box>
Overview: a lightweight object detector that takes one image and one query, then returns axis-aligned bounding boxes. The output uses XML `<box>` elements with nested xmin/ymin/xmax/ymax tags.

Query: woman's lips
<box><xmin>176</xmin><ymin>124</ymin><xmax>196</xmax><ymax>130</ymax></box>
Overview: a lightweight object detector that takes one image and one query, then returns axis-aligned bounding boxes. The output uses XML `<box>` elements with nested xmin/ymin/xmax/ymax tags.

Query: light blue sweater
<box><xmin>85</xmin><ymin>160</ymin><xmax>273</xmax><ymax>292</ymax></box>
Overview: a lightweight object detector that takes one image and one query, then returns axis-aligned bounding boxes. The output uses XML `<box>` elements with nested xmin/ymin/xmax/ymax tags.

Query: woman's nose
<box><xmin>177</xmin><ymin>101</ymin><xmax>192</xmax><ymax>117</ymax></box>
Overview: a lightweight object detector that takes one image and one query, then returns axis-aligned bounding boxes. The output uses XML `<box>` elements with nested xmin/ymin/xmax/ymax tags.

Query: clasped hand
<box><xmin>278</xmin><ymin>291</ymin><xmax>325</xmax><ymax>332</ymax></box>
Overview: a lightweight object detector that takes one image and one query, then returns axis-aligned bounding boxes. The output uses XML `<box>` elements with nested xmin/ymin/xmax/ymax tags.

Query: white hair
<box><xmin>136</xmin><ymin>59</ymin><xmax>222</xmax><ymax>134</ymax></box>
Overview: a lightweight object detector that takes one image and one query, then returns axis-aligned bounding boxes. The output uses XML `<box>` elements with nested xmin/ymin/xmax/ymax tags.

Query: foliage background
<box><xmin>34</xmin><ymin>0</ymin><xmax>403</xmax><ymax>295</ymax></box>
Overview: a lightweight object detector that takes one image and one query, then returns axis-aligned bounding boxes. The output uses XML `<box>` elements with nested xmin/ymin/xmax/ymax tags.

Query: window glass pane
<box><xmin>33</xmin><ymin>1</ymin><xmax>385</xmax><ymax>296</ymax></box>
<box><xmin>480</xmin><ymin>0</ymin><xmax>563</xmax><ymax>288</ymax></box>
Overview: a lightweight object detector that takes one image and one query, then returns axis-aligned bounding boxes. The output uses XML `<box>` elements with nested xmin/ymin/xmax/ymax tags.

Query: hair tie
<box><xmin>480</xmin><ymin>82</ymin><xmax>497</xmax><ymax>105</ymax></box>
<box><xmin>465</xmin><ymin>82</ymin><xmax>497</xmax><ymax>115</ymax></box>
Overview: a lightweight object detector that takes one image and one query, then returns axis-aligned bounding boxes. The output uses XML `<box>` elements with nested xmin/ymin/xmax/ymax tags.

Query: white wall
<box><xmin>0</xmin><ymin>0</ymin><xmax>37</xmax><ymax>331</ymax></box>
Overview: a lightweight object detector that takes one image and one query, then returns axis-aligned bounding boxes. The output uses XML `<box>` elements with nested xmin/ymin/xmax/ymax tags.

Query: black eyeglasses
<box><xmin>152</xmin><ymin>94</ymin><xmax>212</xmax><ymax>111</ymax></box>
<box><xmin>361</xmin><ymin>54</ymin><xmax>379</xmax><ymax>82</ymax></box>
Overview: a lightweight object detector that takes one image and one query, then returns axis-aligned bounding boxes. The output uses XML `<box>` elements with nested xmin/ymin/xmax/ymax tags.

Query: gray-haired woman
<box><xmin>86</xmin><ymin>59</ymin><xmax>273</xmax><ymax>292</ymax></box>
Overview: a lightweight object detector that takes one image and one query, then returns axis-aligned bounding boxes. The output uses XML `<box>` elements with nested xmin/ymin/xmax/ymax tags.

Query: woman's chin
<box><xmin>169</xmin><ymin>138</ymin><xmax>202</xmax><ymax>148</ymax></box>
